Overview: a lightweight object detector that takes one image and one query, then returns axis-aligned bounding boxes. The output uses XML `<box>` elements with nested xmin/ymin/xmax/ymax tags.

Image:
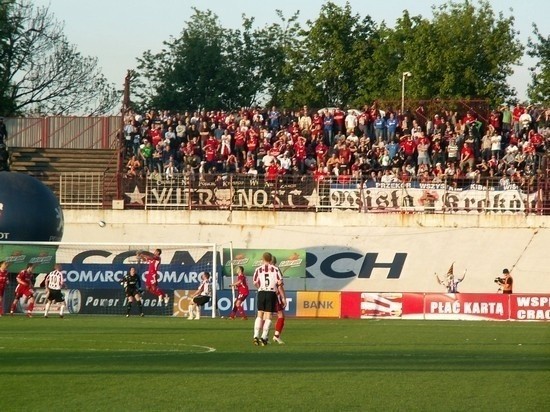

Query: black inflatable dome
<box><xmin>0</xmin><ymin>172</ymin><xmax>64</xmax><ymax>241</ymax></box>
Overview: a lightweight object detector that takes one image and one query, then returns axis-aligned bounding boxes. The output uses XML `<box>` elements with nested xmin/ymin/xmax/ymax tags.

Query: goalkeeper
<box><xmin>121</xmin><ymin>267</ymin><xmax>144</xmax><ymax>317</ymax></box>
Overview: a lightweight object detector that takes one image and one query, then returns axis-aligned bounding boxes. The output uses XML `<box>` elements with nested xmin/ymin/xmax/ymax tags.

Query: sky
<box><xmin>33</xmin><ymin>0</ymin><xmax>549</xmax><ymax>102</ymax></box>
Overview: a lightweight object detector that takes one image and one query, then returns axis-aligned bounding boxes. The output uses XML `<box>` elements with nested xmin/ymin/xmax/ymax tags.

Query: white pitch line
<box><xmin>5</xmin><ymin>344</ymin><xmax>216</xmax><ymax>361</ymax></box>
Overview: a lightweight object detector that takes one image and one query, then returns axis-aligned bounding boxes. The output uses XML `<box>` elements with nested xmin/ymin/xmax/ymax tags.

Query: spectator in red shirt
<box><xmin>315</xmin><ymin>138</ymin><xmax>329</xmax><ymax>166</ymax></box>
<box><xmin>459</xmin><ymin>141</ymin><xmax>475</xmax><ymax>172</ymax></box>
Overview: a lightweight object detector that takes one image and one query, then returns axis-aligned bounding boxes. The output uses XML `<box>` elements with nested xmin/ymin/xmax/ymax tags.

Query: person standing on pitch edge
<box><xmin>252</xmin><ymin>252</ymin><xmax>285</xmax><ymax>346</ymax></box>
<box><xmin>496</xmin><ymin>268</ymin><xmax>513</xmax><ymax>294</ymax></box>
<box><xmin>44</xmin><ymin>264</ymin><xmax>67</xmax><ymax>318</ymax></box>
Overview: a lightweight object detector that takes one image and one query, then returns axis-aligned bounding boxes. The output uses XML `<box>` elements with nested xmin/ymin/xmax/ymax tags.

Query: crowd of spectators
<box><xmin>122</xmin><ymin>102</ymin><xmax>550</xmax><ymax>189</ymax></box>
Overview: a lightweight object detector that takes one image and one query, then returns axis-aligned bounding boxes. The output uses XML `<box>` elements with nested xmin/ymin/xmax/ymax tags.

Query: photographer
<box><xmin>495</xmin><ymin>268</ymin><xmax>513</xmax><ymax>294</ymax></box>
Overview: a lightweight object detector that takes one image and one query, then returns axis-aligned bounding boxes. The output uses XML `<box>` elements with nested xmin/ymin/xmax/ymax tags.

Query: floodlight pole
<box><xmin>401</xmin><ymin>71</ymin><xmax>412</xmax><ymax>115</ymax></box>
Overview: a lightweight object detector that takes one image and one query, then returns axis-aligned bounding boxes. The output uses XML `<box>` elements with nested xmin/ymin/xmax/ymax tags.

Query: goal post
<box><xmin>0</xmin><ymin>241</ymin><xmax>228</xmax><ymax>318</ymax></box>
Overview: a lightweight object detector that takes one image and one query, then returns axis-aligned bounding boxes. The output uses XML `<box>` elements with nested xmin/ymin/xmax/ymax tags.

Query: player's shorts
<box><xmin>15</xmin><ymin>286</ymin><xmax>33</xmax><ymax>299</ymax></box>
<box><xmin>193</xmin><ymin>295</ymin><xmax>211</xmax><ymax>306</ymax></box>
<box><xmin>237</xmin><ymin>292</ymin><xmax>249</xmax><ymax>302</ymax></box>
<box><xmin>125</xmin><ymin>287</ymin><xmax>139</xmax><ymax>297</ymax></box>
<box><xmin>47</xmin><ymin>289</ymin><xmax>65</xmax><ymax>303</ymax></box>
<box><xmin>257</xmin><ymin>291</ymin><xmax>277</xmax><ymax>313</ymax></box>
<box><xmin>275</xmin><ymin>297</ymin><xmax>285</xmax><ymax>313</ymax></box>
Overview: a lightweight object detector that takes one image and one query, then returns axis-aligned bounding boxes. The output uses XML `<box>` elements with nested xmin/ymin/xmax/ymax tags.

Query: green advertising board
<box><xmin>0</xmin><ymin>243</ymin><xmax>58</xmax><ymax>273</ymax></box>
<box><xmin>223</xmin><ymin>248</ymin><xmax>306</xmax><ymax>278</ymax></box>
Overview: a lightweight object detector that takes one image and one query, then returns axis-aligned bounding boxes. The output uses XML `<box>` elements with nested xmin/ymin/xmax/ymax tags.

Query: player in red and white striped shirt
<box><xmin>252</xmin><ymin>252</ymin><xmax>285</xmax><ymax>346</ymax></box>
<box><xmin>44</xmin><ymin>264</ymin><xmax>66</xmax><ymax>318</ymax></box>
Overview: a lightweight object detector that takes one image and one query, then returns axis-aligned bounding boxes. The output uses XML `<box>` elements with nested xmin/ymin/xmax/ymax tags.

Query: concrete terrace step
<box><xmin>8</xmin><ymin>147</ymin><xmax>120</xmax><ymax>208</ymax></box>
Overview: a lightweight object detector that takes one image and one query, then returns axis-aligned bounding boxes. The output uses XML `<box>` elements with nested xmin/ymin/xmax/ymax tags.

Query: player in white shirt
<box><xmin>188</xmin><ymin>272</ymin><xmax>212</xmax><ymax>320</ymax></box>
<box><xmin>44</xmin><ymin>264</ymin><xmax>66</xmax><ymax>318</ymax></box>
<box><xmin>252</xmin><ymin>252</ymin><xmax>285</xmax><ymax>346</ymax></box>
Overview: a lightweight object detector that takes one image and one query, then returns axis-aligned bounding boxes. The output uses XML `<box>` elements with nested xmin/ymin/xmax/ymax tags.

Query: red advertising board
<box><xmin>509</xmin><ymin>294</ymin><xmax>550</xmax><ymax>321</ymax></box>
<box><xmin>421</xmin><ymin>293</ymin><xmax>509</xmax><ymax>320</ymax></box>
<box><xmin>341</xmin><ymin>292</ymin><xmax>361</xmax><ymax>318</ymax></box>
<box><xmin>401</xmin><ymin>293</ymin><xmax>425</xmax><ymax>319</ymax></box>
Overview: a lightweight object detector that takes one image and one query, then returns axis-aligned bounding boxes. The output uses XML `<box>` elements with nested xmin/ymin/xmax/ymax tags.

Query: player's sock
<box><xmin>10</xmin><ymin>300</ymin><xmax>17</xmax><ymax>313</ymax></box>
<box><xmin>59</xmin><ymin>304</ymin><xmax>65</xmax><ymax>317</ymax></box>
<box><xmin>254</xmin><ymin>316</ymin><xmax>262</xmax><ymax>338</ymax></box>
<box><xmin>44</xmin><ymin>301</ymin><xmax>51</xmax><ymax>317</ymax></box>
<box><xmin>126</xmin><ymin>302</ymin><xmax>132</xmax><ymax>315</ymax></box>
<box><xmin>237</xmin><ymin>306</ymin><xmax>246</xmax><ymax>317</ymax></box>
<box><xmin>275</xmin><ymin>317</ymin><xmax>285</xmax><ymax>336</ymax></box>
<box><xmin>195</xmin><ymin>306</ymin><xmax>200</xmax><ymax>319</ymax></box>
<box><xmin>230</xmin><ymin>307</ymin><xmax>237</xmax><ymax>318</ymax></box>
<box><xmin>27</xmin><ymin>301</ymin><xmax>34</xmax><ymax>313</ymax></box>
<box><xmin>138</xmin><ymin>301</ymin><xmax>143</xmax><ymax>314</ymax></box>
<box><xmin>261</xmin><ymin>319</ymin><xmax>272</xmax><ymax>340</ymax></box>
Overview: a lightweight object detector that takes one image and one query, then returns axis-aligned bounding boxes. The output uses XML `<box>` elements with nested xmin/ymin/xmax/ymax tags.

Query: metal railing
<box><xmin>112</xmin><ymin>172</ymin><xmax>549</xmax><ymax>215</ymax></box>
<box><xmin>59</xmin><ymin>172</ymin><xmax>105</xmax><ymax>208</ymax></box>
<box><xmin>52</xmin><ymin>170</ymin><xmax>550</xmax><ymax>215</ymax></box>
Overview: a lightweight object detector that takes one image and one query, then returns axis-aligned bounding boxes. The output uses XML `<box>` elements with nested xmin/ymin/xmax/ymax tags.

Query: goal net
<box><xmin>0</xmin><ymin>242</ymin><xmax>225</xmax><ymax>318</ymax></box>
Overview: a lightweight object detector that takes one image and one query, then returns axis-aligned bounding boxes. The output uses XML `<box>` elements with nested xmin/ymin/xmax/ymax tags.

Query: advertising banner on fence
<box><xmin>296</xmin><ymin>291</ymin><xmax>341</xmax><ymax>318</ymax></box>
<box><xmin>172</xmin><ymin>289</ymin><xmax>297</xmax><ymax>318</ymax></box>
<box><xmin>340</xmin><ymin>292</ymin><xmax>405</xmax><ymax>319</ymax></box>
<box><xmin>123</xmin><ymin>177</ymin><xmax>537</xmax><ymax>213</ymax></box>
<box><xmin>58</xmin><ymin>263</ymin><xmax>214</xmax><ymax>290</ymax></box>
<box><xmin>0</xmin><ymin>244</ymin><xmax>58</xmax><ymax>273</ymax></box>
<box><xmin>509</xmin><ymin>294</ymin><xmax>550</xmax><ymax>321</ymax></box>
<box><xmin>422</xmin><ymin>293</ymin><xmax>509</xmax><ymax>320</ymax></box>
<box><xmin>360</xmin><ymin>293</ymin><xmax>403</xmax><ymax>319</ymax></box>
<box><xmin>223</xmin><ymin>249</ymin><xmax>306</xmax><ymax>278</ymax></box>
<box><xmin>401</xmin><ymin>293</ymin><xmax>425</xmax><ymax>319</ymax></box>
<box><xmin>7</xmin><ymin>288</ymin><xmax>170</xmax><ymax>316</ymax></box>
<box><xmin>77</xmin><ymin>289</ymin><xmax>171</xmax><ymax>315</ymax></box>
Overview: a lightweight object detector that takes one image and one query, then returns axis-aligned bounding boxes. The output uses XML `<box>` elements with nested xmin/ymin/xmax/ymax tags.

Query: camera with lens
<box><xmin>494</xmin><ymin>277</ymin><xmax>504</xmax><ymax>284</ymax></box>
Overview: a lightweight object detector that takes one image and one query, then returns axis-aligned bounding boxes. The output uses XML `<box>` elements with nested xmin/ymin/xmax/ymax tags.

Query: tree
<box><xmin>134</xmin><ymin>8</ymin><xmax>302</xmax><ymax>112</ymax></box>
<box><xmin>527</xmin><ymin>24</ymin><xmax>550</xmax><ymax>104</ymax></box>
<box><xmin>0</xmin><ymin>0</ymin><xmax>118</xmax><ymax>116</ymax></box>
<box><xmin>134</xmin><ymin>8</ymin><xmax>265</xmax><ymax>111</ymax></box>
<box><xmin>281</xmin><ymin>1</ymin><xmax>377</xmax><ymax>108</ymax></box>
<box><xmin>390</xmin><ymin>1</ymin><xmax>521</xmax><ymax>105</ymax></box>
<box><xmin>255</xmin><ymin>10</ymin><xmax>302</xmax><ymax>108</ymax></box>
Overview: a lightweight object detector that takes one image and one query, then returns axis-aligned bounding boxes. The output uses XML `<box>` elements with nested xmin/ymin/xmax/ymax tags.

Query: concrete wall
<box><xmin>64</xmin><ymin>210</ymin><xmax>550</xmax><ymax>293</ymax></box>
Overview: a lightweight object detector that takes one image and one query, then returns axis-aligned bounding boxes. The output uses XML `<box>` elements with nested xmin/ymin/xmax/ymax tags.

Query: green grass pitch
<box><xmin>0</xmin><ymin>316</ymin><xmax>548</xmax><ymax>411</ymax></box>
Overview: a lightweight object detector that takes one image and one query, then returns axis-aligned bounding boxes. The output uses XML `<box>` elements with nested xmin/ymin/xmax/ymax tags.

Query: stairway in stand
<box><xmin>8</xmin><ymin>147</ymin><xmax>119</xmax><ymax>208</ymax></box>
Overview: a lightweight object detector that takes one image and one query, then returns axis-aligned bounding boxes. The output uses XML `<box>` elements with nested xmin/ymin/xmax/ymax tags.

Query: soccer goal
<box><xmin>0</xmin><ymin>241</ymin><xmax>227</xmax><ymax>318</ymax></box>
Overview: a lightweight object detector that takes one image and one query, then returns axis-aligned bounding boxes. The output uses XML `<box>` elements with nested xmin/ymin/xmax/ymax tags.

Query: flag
<box><xmin>447</xmin><ymin>262</ymin><xmax>454</xmax><ymax>276</ymax></box>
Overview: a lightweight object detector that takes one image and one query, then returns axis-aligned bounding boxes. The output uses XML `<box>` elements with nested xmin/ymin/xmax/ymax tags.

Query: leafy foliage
<box><xmin>133</xmin><ymin>1</ymin><xmax>526</xmax><ymax>111</ymax></box>
<box><xmin>0</xmin><ymin>0</ymin><xmax>119</xmax><ymax>116</ymax></box>
<box><xmin>527</xmin><ymin>24</ymin><xmax>550</xmax><ymax>104</ymax></box>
